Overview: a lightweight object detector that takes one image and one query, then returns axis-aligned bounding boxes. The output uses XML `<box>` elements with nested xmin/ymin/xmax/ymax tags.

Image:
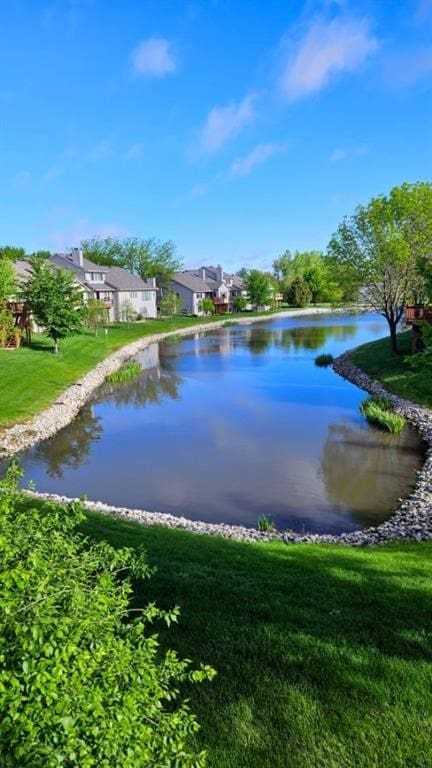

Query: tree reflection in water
<box><xmin>320</xmin><ymin>423</ymin><xmax>424</xmax><ymax>528</ymax></box>
<box><xmin>99</xmin><ymin>361</ymin><xmax>183</xmax><ymax>408</ymax></box>
<box><xmin>242</xmin><ymin>322</ymin><xmax>359</xmax><ymax>354</ymax></box>
<box><xmin>33</xmin><ymin>360</ymin><xmax>183</xmax><ymax>478</ymax></box>
<box><xmin>33</xmin><ymin>404</ymin><xmax>103</xmax><ymax>478</ymax></box>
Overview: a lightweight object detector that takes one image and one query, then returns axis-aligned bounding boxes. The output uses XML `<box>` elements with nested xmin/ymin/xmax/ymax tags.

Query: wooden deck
<box><xmin>405</xmin><ymin>305</ymin><xmax>432</xmax><ymax>325</ymax></box>
<box><xmin>405</xmin><ymin>305</ymin><xmax>432</xmax><ymax>353</ymax></box>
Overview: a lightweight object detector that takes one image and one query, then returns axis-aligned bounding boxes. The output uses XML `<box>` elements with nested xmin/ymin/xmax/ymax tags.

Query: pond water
<box><xmin>11</xmin><ymin>313</ymin><xmax>425</xmax><ymax>534</ymax></box>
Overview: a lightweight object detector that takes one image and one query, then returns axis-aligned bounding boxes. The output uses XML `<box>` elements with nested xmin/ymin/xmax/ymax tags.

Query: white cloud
<box><xmin>280</xmin><ymin>16</ymin><xmax>378</xmax><ymax>101</ymax></box>
<box><xmin>329</xmin><ymin>144</ymin><xmax>369</xmax><ymax>162</ymax></box>
<box><xmin>198</xmin><ymin>94</ymin><xmax>257</xmax><ymax>154</ymax></box>
<box><xmin>230</xmin><ymin>142</ymin><xmax>286</xmax><ymax>177</ymax></box>
<box><xmin>131</xmin><ymin>37</ymin><xmax>176</xmax><ymax>77</ymax></box>
<box><xmin>126</xmin><ymin>142</ymin><xmax>144</xmax><ymax>159</ymax></box>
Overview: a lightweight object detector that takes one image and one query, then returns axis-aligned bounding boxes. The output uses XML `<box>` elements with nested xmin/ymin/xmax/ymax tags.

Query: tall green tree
<box><xmin>287</xmin><ymin>276</ymin><xmax>312</xmax><ymax>307</ymax></box>
<box><xmin>28</xmin><ymin>249</ymin><xmax>52</xmax><ymax>261</ymax></box>
<box><xmin>0</xmin><ymin>463</ymin><xmax>214</xmax><ymax>767</ymax></box>
<box><xmin>272</xmin><ymin>250</ymin><xmax>343</xmax><ymax>304</ymax></box>
<box><xmin>244</xmin><ymin>270</ymin><xmax>272</xmax><ymax>308</ymax></box>
<box><xmin>0</xmin><ymin>245</ymin><xmax>26</xmax><ymax>262</ymax></box>
<box><xmin>328</xmin><ymin>182</ymin><xmax>432</xmax><ymax>353</ymax></box>
<box><xmin>23</xmin><ymin>260</ymin><xmax>84</xmax><ymax>353</ymax></box>
<box><xmin>0</xmin><ymin>258</ymin><xmax>16</xmax><ymax>302</ymax></box>
<box><xmin>82</xmin><ymin>237</ymin><xmax>182</xmax><ymax>289</ymax></box>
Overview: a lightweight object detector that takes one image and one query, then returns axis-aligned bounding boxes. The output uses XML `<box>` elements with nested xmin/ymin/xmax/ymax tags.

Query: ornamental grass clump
<box><xmin>360</xmin><ymin>396</ymin><xmax>406</xmax><ymax>434</ymax></box>
<box><xmin>314</xmin><ymin>353</ymin><xmax>334</xmax><ymax>367</ymax></box>
<box><xmin>165</xmin><ymin>333</ymin><xmax>183</xmax><ymax>344</ymax></box>
<box><xmin>0</xmin><ymin>463</ymin><xmax>215</xmax><ymax>767</ymax></box>
<box><xmin>257</xmin><ymin>514</ymin><xmax>275</xmax><ymax>532</ymax></box>
<box><xmin>106</xmin><ymin>360</ymin><xmax>141</xmax><ymax>384</ymax></box>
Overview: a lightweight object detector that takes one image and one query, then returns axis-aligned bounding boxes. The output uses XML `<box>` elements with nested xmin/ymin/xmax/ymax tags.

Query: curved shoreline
<box><xmin>0</xmin><ymin>307</ymin><xmax>336</xmax><ymax>459</ymax></box>
<box><xmin>5</xmin><ymin>316</ymin><xmax>432</xmax><ymax>547</ymax></box>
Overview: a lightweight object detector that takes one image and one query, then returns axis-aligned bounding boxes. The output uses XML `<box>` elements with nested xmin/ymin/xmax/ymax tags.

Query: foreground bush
<box><xmin>0</xmin><ymin>464</ymin><xmax>214</xmax><ymax>767</ymax></box>
<box><xmin>360</xmin><ymin>396</ymin><xmax>406</xmax><ymax>434</ymax></box>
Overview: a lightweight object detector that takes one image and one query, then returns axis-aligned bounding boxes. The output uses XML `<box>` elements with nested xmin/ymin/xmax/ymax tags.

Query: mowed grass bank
<box><xmin>83</xmin><ymin>511</ymin><xmax>432</xmax><ymax>768</ymax></box>
<box><xmin>351</xmin><ymin>330</ymin><xmax>432</xmax><ymax>408</ymax></box>
<box><xmin>0</xmin><ymin>310</ymin><xmax>295</xmax><ymax>428</ymax></box>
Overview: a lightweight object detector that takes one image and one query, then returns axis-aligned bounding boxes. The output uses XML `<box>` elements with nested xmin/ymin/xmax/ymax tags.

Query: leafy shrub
<box><xmin>407</xmin><ymin>322</ymin><xmax>432</xmax><ymax>373</ymax></box>
<box><xmin>0</xmin><ymin>304</ymin><xmax>15</xmax><ymax>347</ymax></box>
<box><xmin>106</xmin><ymin>360</ymin><xmax>141</xmax><ymax>383</ymax></box>
<box><xmin>233</xmin><ymin>296</ymin><xmax>247</xmax><ymax>312</ymax></box>
<box><xmin>199</xmin><ymin>298</ymin><xmax>215</xmax><ymax>315</ymax></box>
<box><xmin>315</xmin><ymin>353</ymin><xmax>334</xmax><ymax>367</ymax></box>
<box><xmin>360</xmin><ymin>396</ymin><xmax>406</xmax><ymax>434</ymax></box>
<box><xmin>257</xmin><ymin>514</ymin><xmax>275</xmax><ymax>532</ymax></box>
<box><xmin>0</xmin><ymin>463</ymin><xmax>215</xmax><ymax>767</ymax></box>
<box><xmin>160</xmin><ymin>291</ymin><xmax>182</xmax><ymax>317</ymax></box>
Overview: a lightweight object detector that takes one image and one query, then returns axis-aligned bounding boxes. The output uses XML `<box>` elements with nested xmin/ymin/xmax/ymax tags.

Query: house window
<box><xmin>130</xmin><ymin>291</ymin><xmax>138</xmax><ymax>298</ymax></box>
<box><xmin>90</xmin><ymin>272</ymin><xmax>104</xmax><ymax>282</ymax></box>
<box><xmin>142</xmin><ymin>291</ymin><xmax>151</xmax><ymax>300</ymax></box>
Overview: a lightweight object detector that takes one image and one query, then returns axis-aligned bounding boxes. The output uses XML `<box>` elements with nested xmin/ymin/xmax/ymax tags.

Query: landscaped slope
<box><xmin>0</xmin><ymin>319</ymin><xmax>209</xmax><ymax>428</ymax></box>
<box><xmin>351</xmin><ymin>330</ymin><xmax>431</xmax><ymax>408</ymax></box>
<box><xmin>0</xmin><ymin>310</ymin><xmax>300</xmax><ymax>429</ymax></box>
<box><xmin>83</xmin><ymin>511</ymin><xmax>432</xmax><ymax>768</ymax></box>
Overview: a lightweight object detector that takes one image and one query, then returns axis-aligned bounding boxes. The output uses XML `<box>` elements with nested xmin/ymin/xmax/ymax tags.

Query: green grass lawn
<box><xmin>82</xmin><ymin>511</ymin><xmax>432</xmax><ymax>768</ymax></box>
<box><xmin>351</xmin><ymin>330</ymin><xmax>432</xmax><ymax>408</ymax></box>
<box><xmin>0</xmin><ymin>309</ymin><xmax>299</xmax><ymax>428</ymax></box>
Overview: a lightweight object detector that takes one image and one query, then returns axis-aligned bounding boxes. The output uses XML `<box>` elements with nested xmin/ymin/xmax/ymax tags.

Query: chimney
<box><xmin>147</xmin><ymin>277</ymin><xmax>157</xmax><ymax>288</ymax></box>
<box><xmin>67</xmin><ymin>247</ymin><xmax>83</xmax><ymax>267</ymax></box>
<box><xmin>216</xmin><ymin>265</ymin><xmax>223</xmax><ymax>282</ymax></box>
<box><xmin>200</xmin><ymin>267</ymin><xmax>206</xmax><ymax>280</ymax></box>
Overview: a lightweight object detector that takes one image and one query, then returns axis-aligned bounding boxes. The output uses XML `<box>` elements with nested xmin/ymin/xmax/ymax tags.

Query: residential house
<box><xmin>11</xmin><ymin>249</ymin><xmax>158</xmax><ymax>322</ymax></box>
<box><xmin>169</xmin><ymin>265</ymin><xmax>247</xmax><ymax>315</ymax></box>
<box><xmin>50</xmin><ymin>249</ymin><xmax>158</xmax><ymax>320</ymax></box>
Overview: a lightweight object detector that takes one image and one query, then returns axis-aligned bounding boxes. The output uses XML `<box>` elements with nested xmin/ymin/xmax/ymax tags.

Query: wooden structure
<box><xmin>6</xmin><ymin>301</ymin><xmax>32</xmax><ymax>347</ymax></box>
<box><xmin>213</xmin><ymin>296</ymin><xmax>229</xmax><ymax>315</ymax></box>
<box><xmin>405</xmin><ymin>305</ymin><xmax>432</xmax><ymax>353</ymax></box>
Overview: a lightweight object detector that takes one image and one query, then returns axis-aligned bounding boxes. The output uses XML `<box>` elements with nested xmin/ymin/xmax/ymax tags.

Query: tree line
<box><xmin>1</xmin><ymin>181</ymin><xmax>432</xmax><ymax>352</ymax></box>
<box><xmin>238</xmin><ymin>182</ymin><xmax>432</xmax><ymax>352</ymax></box>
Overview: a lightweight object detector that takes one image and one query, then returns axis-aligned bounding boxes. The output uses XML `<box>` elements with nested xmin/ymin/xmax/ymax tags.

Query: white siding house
<box><xmin>50</xmin><ymin>250</ymin><xmax>158</xmax><ymax>320</ymax></box>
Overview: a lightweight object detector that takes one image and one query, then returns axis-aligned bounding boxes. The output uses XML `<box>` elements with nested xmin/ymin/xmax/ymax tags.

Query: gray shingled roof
<box><xmin>51</xmin><ymin>254</ymin><xmax>109</xmax><ymax>274</ymax></box>
<box><xmin>105</xmin><ymin>266</ymin><xmax>157</xmax><ymax>291</ymax></box>
<box><xmin>13</xmin><ymin>260</ymin><xmax>33</xmax><ymax>283</ymax></box>
<box><xmin>172</xmin><ymin>266</ymin><xmax>244</xmax><ymax>293</ymax></box>
<box><xmin>171</xmin><ymin>271</ymin><xmax>214</xmax><ymax>292</ymax></box>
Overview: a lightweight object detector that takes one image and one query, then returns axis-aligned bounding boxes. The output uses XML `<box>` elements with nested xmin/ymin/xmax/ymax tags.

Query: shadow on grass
<box><xmin>81</xmin><ymin>513</ymin><xmax>432</xmax><ymax>768</ymax></box>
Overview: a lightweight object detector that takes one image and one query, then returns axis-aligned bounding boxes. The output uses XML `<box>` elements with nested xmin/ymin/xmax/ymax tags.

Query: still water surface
<box><xmin>15</xmin><ymin>313</ymin><xmax>425</xmax><ymax>534</ymax></box>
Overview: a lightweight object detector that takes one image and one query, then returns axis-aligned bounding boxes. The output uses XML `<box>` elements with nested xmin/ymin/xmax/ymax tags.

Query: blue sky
<box><xmin>1</xmin><ymin>0</ymin><xmax>431</xmax><ymax>271</ymax></box>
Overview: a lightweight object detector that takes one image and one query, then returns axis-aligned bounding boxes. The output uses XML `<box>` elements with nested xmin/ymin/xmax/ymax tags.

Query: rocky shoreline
<box><xmin>3</xmin><ymin>315</ymin><xmax>432</xmax><ymax>547</ymax></box>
